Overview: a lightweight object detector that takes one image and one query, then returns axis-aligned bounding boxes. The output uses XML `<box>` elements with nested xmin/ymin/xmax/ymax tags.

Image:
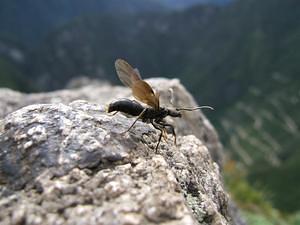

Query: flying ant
<box><xmin>106</xmin><ymin>59</ymin><xmax>213</xmax><ymax>152</ymax></box>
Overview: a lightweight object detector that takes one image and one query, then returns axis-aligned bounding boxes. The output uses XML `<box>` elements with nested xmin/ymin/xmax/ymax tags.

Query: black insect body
<box><xmin>107</xmin><ymin>99</ymin><xmax>181</xmax><ymax>151</ymax></box>
<box><xmin>107</xmin><ymin>99</ymin><xmax>145</xmax><ymax>117</ymax></box>
<box><xmin>107</xmin><ymin>59</ymin><xmax>213</xmax><ymax>152</ymax></box>
<box><xmin>107</xmin><ymin>99</ymin><xmax>181</xmax><ymax>120</ymax></box>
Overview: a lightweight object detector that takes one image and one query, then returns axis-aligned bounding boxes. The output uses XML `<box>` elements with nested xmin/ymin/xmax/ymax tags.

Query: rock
<box><xmin>0</xmin><ymin>101</ymin><xmax>232</xmax><ymax>225</ymax></box>
<box><xmin>0</xmin><ymin>78</ymin><xmax>223</xmax><ymax>166</ymax></box>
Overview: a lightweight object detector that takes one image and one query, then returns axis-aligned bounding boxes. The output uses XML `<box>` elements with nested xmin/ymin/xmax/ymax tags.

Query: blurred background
<box><xmin>0</xmin><ymin>0</ymin><xmax>299</xmax><ymax>224</ymax></box>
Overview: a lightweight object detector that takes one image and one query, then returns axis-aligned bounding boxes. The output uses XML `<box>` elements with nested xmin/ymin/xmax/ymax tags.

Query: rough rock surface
<box><xmin>0</xmin><ymin>78</ymin><xmax>223</xmax><ymax>166</ymax></box>
<box><xmin>1</xmin><ymin>100</ymin><xmax>231</xmax><ymax>225</ymax></box>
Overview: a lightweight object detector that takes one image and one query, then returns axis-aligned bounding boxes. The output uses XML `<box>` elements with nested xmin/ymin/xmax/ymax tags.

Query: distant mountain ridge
<box><xmin>0</xmin><ymin>0</ymin><xmax>166</xmax><ymax>47</ymax></box>
<box><xmin>0</xmin><ymin>0</ymin><xmax>230</xmax><ymax>48</ymax></box>
<box><xmin>155</xmin><ymin>0</ymin><xmax>232</xmax><ymax>9</ymax></box>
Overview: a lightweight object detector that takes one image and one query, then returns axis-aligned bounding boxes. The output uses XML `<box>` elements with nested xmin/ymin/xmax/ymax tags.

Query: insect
<box><xmin>107</xmin><ymin>59</ymin><xmax>213</xmax><ymax>152</ymax></box>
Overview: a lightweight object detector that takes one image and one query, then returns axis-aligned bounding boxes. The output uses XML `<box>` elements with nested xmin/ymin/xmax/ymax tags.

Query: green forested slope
<box><xmin>220</xmin><ymin>75</ymin><xmax>300</xmax><ymax>212</ymax></box>
<box><xmin>0</xmin><ymin>57</ymin><xmax>25</xmax><ymax>90</ymax></box>
<box><xmin>27</xmin><ymin>0</ymin><xmax>299</xmax><ymax>106</ymax></box>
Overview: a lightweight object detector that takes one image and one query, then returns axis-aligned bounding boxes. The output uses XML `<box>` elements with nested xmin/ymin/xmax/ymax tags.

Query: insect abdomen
<box><xmin>107</xmin><ymin>99</ymin><xmax>145</xmax><ymax>116</ymax></box>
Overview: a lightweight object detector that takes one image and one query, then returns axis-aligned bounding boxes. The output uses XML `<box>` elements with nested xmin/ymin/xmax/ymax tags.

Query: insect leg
<box><xmin>151</xmin><ymin>121</ymin><xmax>164</xmax><ymax>153</ymax></box>
<box><xmin>122</xmin><ymin>108</ymin><xmax>147</xmax><ymax>133</ymax></box>
<box><xmin>108</xmin><ymin>111</ymin><xmax>119</xmax><ymax>116</ymax></box>
<box><xmin>156</xmin><ymin>120</ymin><xmax>177</xmax><ymax>145</ymax></box>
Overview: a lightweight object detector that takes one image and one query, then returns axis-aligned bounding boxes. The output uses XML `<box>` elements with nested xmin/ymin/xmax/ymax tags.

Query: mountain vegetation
<box><xmin>0</xmin><ymin>0</ymin><xmax>228</xmax><ymax>47</ymax></box>
<box><xmin>0</xmin><ymin>0</ymin><xmax>166</xmax><ymax>47</ymax></box>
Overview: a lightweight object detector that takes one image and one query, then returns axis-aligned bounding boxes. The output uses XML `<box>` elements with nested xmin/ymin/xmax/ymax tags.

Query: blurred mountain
<box><xmin>0</xmin><ymin>0</ymin><xmax>166</xmax><ymax>47</ymax></box>
<box><xmin>0</xmin><ymin>0</ymin><xmax>230</xmax><ymax>48</ymax></box>
<box><xmin>0</xmin><ymin>38</ymin><xmax>28</xmax><ymax>90</ymax></box>
<box><xmin>26</xmin><ymin>5</ymin><xmax>221</xmax><ymax>90</ymax></box>
<box><xmin>27</xmin><ymin>0</ymin><xmax>299</xmax><ymax>104</ymax></box>
<box><xmin>154</xmin><ymin>0</ymin><xmax>232</xmax><ymax>9</ymax></box>
<box><xmin>220</xmin><ymin>75</ymin><xmax>300</xmax><ymax>212</ymax></box>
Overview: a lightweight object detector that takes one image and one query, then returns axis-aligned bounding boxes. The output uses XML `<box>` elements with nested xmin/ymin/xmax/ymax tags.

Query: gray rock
<box><xmin>0</xmin><ymin>101</ymin><xmax>232</xmax><ymax>225</ymax></box>
<box><xmin>0</xmin><ymin>78</ymin><xmax>223</xmax><ymax>166</ymax></box>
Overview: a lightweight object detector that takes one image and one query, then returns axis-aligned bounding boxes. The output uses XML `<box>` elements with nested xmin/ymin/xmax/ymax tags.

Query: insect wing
<box><xmin>115</xmin><ymin>59</ymin><xmax>142</xmax><ymax>87</ymax></box>
<box><xmin>115</xmin><ymin>58</ymin><xmax>160</xmax><ymax>109</ymax></box>
<box><xmin>132</xmin><ymin>80</ymin><xmax>160</xmax><ymax>109</ymax></box>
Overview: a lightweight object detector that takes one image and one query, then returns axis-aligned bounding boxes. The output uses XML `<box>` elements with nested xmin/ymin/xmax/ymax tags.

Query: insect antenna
<box><xmin>168</xmin><ymin>88</ymin><xmax>214</xmax><ymax>111</ymax></box>
<box><xmin>176</xmin><ymin>106</ymin><xmax>214</xmax><ymax>111</ymax></box>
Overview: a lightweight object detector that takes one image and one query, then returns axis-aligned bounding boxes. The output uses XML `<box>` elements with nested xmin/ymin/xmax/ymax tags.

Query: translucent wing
<box><xmin>115</xmin><ymin>59</ymin><xmax>160</xmax><ymax>109</ymax></box>
<box><xmin>115</xmin><ymin>59</ymin><xmax>141</xmax><ymax>87</ymax></box>
<box><xmin>133</xmin><ymin>68</ymin><xmax>141</xmax><ymax>77</ymax></box>
<box><xmin>132</xmin><ymin>80</ymin><xmax>160</xmax><ymax>109</ymax></box>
